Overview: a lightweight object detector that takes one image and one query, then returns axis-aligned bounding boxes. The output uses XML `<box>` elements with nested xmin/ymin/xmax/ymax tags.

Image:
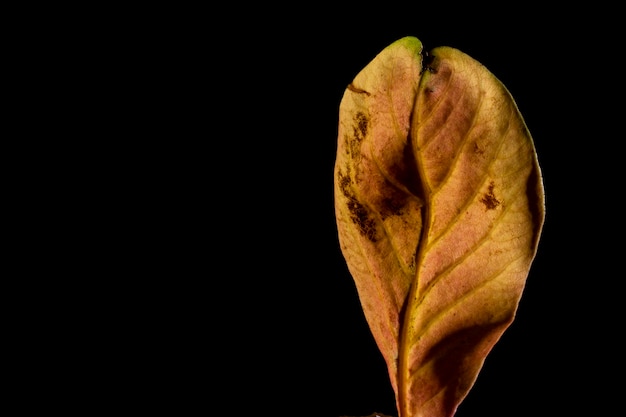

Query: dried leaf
<box><xmin>334</xmin><ymin>37</ymin><xmax>545</xmax><ymax>417</ymax></box>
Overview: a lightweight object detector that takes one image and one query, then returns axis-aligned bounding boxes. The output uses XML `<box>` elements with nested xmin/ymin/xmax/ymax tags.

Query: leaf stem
<box><xmin>397</xmin><ymin>114</ymin><xmax>434</xmax><ymax>417</ymax></box>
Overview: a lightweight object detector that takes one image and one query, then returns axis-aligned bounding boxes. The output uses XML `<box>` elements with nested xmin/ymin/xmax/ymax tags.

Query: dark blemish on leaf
<box><xmin>355</xmin><ymin>111</ymin><xmax>369</xmax><ymax>138</ymax></box>
<box><xmin>376</xmin><ymin>143</ymin><xmax>423</xmax><ymax>219</ymax></box>
<box><xmin>480</xmin><ymin>181</ymin><xmax>501</xmax><ymax>210</ymax></box>
<box><xmin>380</xmin><ymin>194</ymin><xmax>407</xmax><ymax>219</ymax></box>
<box><xmin>346</xmin><ymin>112</ymin><xmax>369</xmax><ymax>160</ymax></box>
<box><xmin>349</xmin><ymin>199</ymin><xmax>378</xmax><ymax>242</ymax></box>
<box><xmin>407</xmin><ymin>255</ymin><xmax>416</xmax><ymax>274</ymax></box>
<box><xmin>344</xmin><ymin>133</ymin><xmax>355</xmax><ymax>158</ymax></box>
<box><xmin>408</xmin><ymin>237</ymin><xmax>421</xmax><ymax>275</ymax></box>
<box><xmin>347</xmin><ymin>83</ymin><xmax>371</xmax><ymax>96</ymax></box>
<box><xmin>337</xmin><ymin>170</ymin><xmax>378</xmax><ymax>242</ymax></box>
<box><xmin>337</xmin><ymin>168</ymin><xmax>352</xmax><ymax>191</ymax></box>
<box><xmin>473</xmin><ymin>142</ymin><xmax>485</xmax><ymax>156</ymax></box>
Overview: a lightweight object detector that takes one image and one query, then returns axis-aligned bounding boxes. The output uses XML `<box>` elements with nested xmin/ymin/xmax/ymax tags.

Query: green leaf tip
<box><xmin>389</xmin><ymin>35</ymin><xmax>423</xmax><ymax>55</ymax></box>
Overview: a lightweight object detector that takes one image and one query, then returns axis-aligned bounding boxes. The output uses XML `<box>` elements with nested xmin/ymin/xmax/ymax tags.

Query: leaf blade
<box><xmin>335</xmin><ymin>39</ymin><xmax>545</xmax><ymax>417</ymax></box>
<box><xmin>334</xmin><ymin>36</ymin><xmax>424</xmax><ymax>400</ymax></box>
<box><xmin>398</xmin><ymin>46</ymin><xmax>545</xmax><ymax>417</ymax></box>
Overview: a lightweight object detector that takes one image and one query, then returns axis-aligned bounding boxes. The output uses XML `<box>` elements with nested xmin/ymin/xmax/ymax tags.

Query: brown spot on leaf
<box><xmin>354</xmin><ymin>111</ymin><xmax>369</xmax><ymax>139</ymax></box>
<box><xmin>380</xmin><ymin>195</ymin><xmax>406</xmax><ymax>219</ymax></box>
<box><xmin>347</xmin><ymin>83</ymin><xmax>371</xmax><ymax>96</ymax></box>
<box><xmin>377</xmin><ymin>179</ymin><xmax>415</xmax><ymax>220</ymax></box>
<box><xmin>337</xmin><ymin>170</ymin><xmax>378</xmax><ymax>242</ymax></box>
<box><xmin>480</xmin><ymin>181</ymin><xmax>501</xmax><ymax>210</ymax></box>
<box><xmin>345</xmin><ymin>111</ymin><xmax>369</xmax><ymax>161</ymax></box>
<box><xmin>473</xmin><ymin>142</ymin><xmax>484</xmax><ymax>156</ymax></box>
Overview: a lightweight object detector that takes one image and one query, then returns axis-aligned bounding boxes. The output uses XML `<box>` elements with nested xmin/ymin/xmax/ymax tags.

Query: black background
<box><xmin>194</xmin><ymin>8</ymin><xmax>619</xmax><ymax>417</ymax></box>
<box><xmin>155</xmin><ymin>6</ymin><xmax>618</xmax><ymax>417</ymax></box>
<box><xmin>40</xmin><ymin>4</ymin><xmax>623</xmax><ymax>416</ymax></box>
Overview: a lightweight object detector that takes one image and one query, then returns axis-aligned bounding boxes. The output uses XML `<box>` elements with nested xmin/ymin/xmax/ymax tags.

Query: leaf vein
<box><xmin>411</xmin><ymin>249</ymin><xmax>527</xmax><ymax>352</ymax></box>
<box><xmin>417</xmin><ymin>71</ymin><xmax>455</xmax><ymax>142</ymax></box>
<box><xmin>429</xmin><ymin>102</ymin><xmax>515</xmax><ymax>245</ymax></box>
<box><xmin>420</xmin><ymin>84</ymin><xmax>468</xmax><ymax>150</ymax></box>
<box><xmin>430</xmin><ymin>92</ymin><xmax>486</xmax><ymax>195</ymax></box>
<box><xmin>415</xmin><ymin>174</ymin><xmax>525</xmax><ymax>322</ymax></box>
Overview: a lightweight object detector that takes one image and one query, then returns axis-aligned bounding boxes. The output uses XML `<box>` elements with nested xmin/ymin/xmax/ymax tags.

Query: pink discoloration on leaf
<box><xmin>334</xmin><ymin>37</ymin><xmax>545</xmax><ymax>417</ymax></box>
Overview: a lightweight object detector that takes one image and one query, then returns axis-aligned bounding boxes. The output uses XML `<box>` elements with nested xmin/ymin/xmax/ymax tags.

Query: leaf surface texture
<box><xmin>334</xmin><ymin>37</ymin><xmax>545</xmax><ymax>417</ymax></box>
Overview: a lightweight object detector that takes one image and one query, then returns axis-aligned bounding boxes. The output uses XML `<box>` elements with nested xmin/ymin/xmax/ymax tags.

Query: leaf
<box><xmin>334</xmin><ymin>37</ymin><xmax>545</xmax><ymax>417</ymax></box>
